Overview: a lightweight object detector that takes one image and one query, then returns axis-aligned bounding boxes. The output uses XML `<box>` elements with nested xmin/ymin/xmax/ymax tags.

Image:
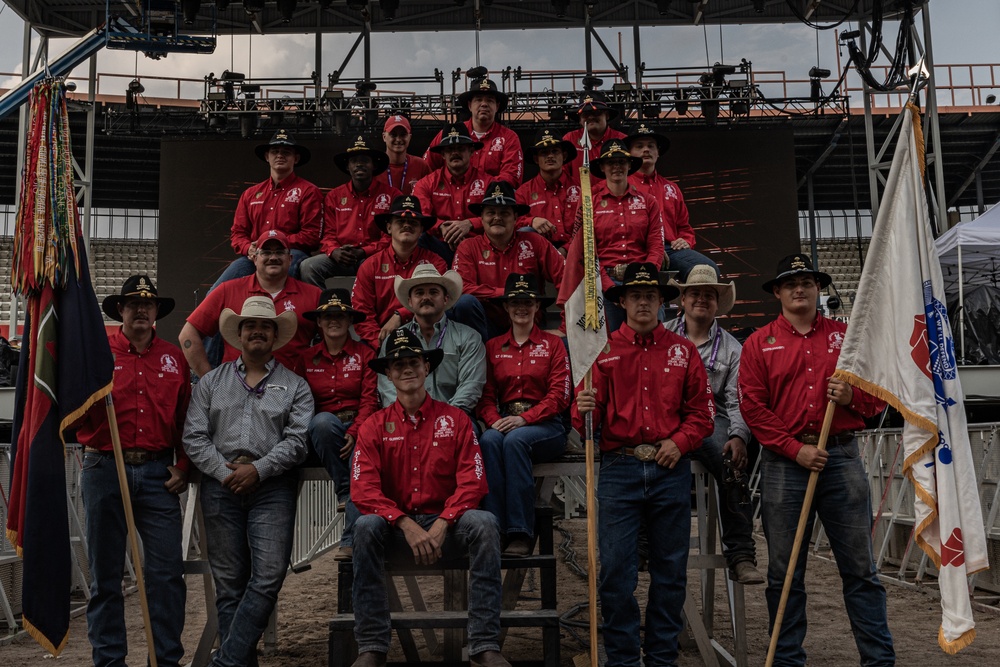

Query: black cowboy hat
<box><xmin>102</xmin><ymin>274</ymin><xmax>176</xmax><ymax>322</ymax></box>
<box><xmin>373</xmin><ymin>194</ymin><xmax>437</xmax><ymax>233</ymax></box>
<box><xmin>428</xmin><ymin>122</ymin><xmax>484</xmax><ymax>153</ymax></box>
<box><xmin>254</xmin><ymin>129</ymin><xmax>311</xmax><ymax>166</ymax></box>
<box><xmin>526</xmin><ymin>127</ymin><xmax>578</xmax><ymax>162</ymax></box>
<box><xmin>576</xmin><ymin>93</ymin><xmax>620</xmax><ymax>121</ymax></box>
<box><xmin>491</xmin><ymin>273</ymin><xmax>556</xmax><ymax>309</ymax></box>
<box><xmin>761</xmin><ymin>254</ymin><xmax>833</xmax><ymax>293</ymax></box>
<box><xmin>304</xmin><ymin>288</ymin><xmax>366</xmax><ymax>324</ymax></box>
<box><xmin>605</xmin><ymin>262</ymin><xmax>679</xmax><ymax>303</ymax></box>
<box><xmin>590</xmin><ymin>139</ymin><xmax>643</xmax><ymax>179</ymax></box>
<box><xmin>468</xmin><ymin>180</ymin><xmax>531</xmax><ymax>217</ymax></box>
<box><xmin>333</xmin><ymin>135</ymin><xmax>390</xmax><ymax>176</ymax></box>
<box><xmin>625</xmin><ymin>123</ymin><xmax>670</xmax><ymax>154</ymax></box>
<box><xmin>457</xmin><ymin>77</ymin><xmax>509</xmax><ymax>113</ymax></box>
<box><xmin>368</xmin><ymin>327</ymin><xmax>444</xmax><ymax>375</ymax></box>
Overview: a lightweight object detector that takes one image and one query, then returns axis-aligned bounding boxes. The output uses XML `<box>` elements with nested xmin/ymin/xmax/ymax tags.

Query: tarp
<box><xmin>935</xmin><ymin>204</ymin><xmax>1000</xmax><ymax>296</ymax></box>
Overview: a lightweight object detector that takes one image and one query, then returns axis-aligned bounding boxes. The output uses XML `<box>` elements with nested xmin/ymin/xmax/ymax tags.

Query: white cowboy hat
<box><xmin>394</xmin><ymin>264</ymin><xmax>463</xmax><ymax>306</ymax></box>
<box><xmin>219</xmin><ymin>296</ymin><xmax>297</xmax><ymax>352</ymax></box>
<box><xmin>671</xmin><ymin>264</ymin><xmax>736</xmax><ymax>317</ymax></box>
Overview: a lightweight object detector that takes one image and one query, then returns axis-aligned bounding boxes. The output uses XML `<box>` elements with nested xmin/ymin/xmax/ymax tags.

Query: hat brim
<box><xmin>457</xmin><ymin>89</ymin><xmax>509</xmax><ymax>113</ymax></box>
<box><xmin>304</xmin><ymin>307</ymin><xmax>366</xmax><ymax>324</ymax></box>
<box><xmin>333</xmin><ymin>148</ymin><xmax>390</xmax><ymax>176</ymax></box>
<box><xmin>528</xmin><ymin>139</ymin><xmax>579</xmax><ymax>163</ymax></box>
<box><xmin>218</xmin><ymin>308</ymin><xmax>298</xmax><ymax>352</ymax></box>
<box><xmin>626</xmin><ymin>133</ymin><xmax>670</xmax><ymax>154</ymax></box>
<box><xmin>429</xmin><ymin>139</ymin><xmax>485</xmax><ymax>154</ymax></box>
<box><xmin>374</xmin><ymin>212</ymin><xmax>436</xmax><ymax>234</ymax></box>
<box><xmin>490</xmin><ymin>294</ymin><xmax>556</xmax><ymax>309</ymax></box>
<box><xmin>255</xmin><ymin>143</ymin><xmax>311</xmax><ymax>167</ymax></box>
<box><xmin>605</xmin><ymin>282</ymin><xmax>678</xmax><ymax>304</ymax></box>
<box><xmin>762</xmin><ymin>269</ymin><xmax>832</xmax><ymax>294</ymax></box>
<box><xmin>671</xmin><ymin>280</ymin><xmax>736</xmax><ymax>318</ymax></box>
<box><xmin>577</xmin><ymin>105</ymin><xmax>620</xmax><ymax>122</ymax></box>
<box><xmin>101</xmin><ymin>295</ymin><xmax>176</xmax><ymax>322</ymax></box>
<box><xmin>394</xmin><ymin>272</ymin><xmax>463</xmax><ymax>307</ymax></box>
<box><xmin>368</xmin><ymin>347</ymin><xmax>445</xmax><ymax>375</ymax></box>
<box><xmin>468</xmin><ymin>201</ymin><xmax>532</xmax><ymax>216</ymax></box>
<box><xmin>590</xmin><ymin>155</ymin><xmax>643</xmax><ymax>179</ymax></box>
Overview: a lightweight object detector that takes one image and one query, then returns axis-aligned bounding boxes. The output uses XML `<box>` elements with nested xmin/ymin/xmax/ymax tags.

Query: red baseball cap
<box><xmin>384</xmin><ymin>115</ymin><xmax>411</xmax><ymax>133</ymax></box>
<box><xmin>255</xmin><ymin>229</ymin><xmax>290</xmax><ymax>248</ymax></box>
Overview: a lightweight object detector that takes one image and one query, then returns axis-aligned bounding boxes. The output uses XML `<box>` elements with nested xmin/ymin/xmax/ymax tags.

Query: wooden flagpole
<box><xmin>764</xmin><ymin>399</ymin><xmax>837</xmax><ymax>667</ymax></box>
<box><xmin>105</xmin><ymin>395</ymin><xmax>159</xmax><ymax>667</ymax></box>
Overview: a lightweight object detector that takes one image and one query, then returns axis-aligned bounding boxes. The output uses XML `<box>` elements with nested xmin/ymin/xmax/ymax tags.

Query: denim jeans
<box><xmin>200</xmin><ymin>474</ymin><xmax>298</xmax><ymax>667</ymax></box>
<box><xmin>82</xmin><ymin>452</ymin><xmax>185</xmax><ymax>667</ymax></box>
<box><xmin>598</xmin><ymin>454</ymin><xmax>691</xmax><ymax>667</ymax></box>
<box><xmin>352</xmin><ymin>510</ymin><xmax>502</xmax><ymax>656</ymax></box>
<box><xmin>448</xmin><ymin>293</ymin><xmax>490</xmax><ymax>343</ymax></box>
<box><xmin>309</xmin><ymin>412</ymin><xmax>357</xmax><ymax>547</ymax></box>
<box><xmin>664</xmin><ymin>248</ymin><xmax>717</xmax><ymax>282</ymax></box>
<box><xmin>299</xmin><ymin>253</ymin><xmax>364</xmax><ymax>288</ymax></box>
<box><xmin>209</xmin><ymin>250</ymin><xmax>308</xmax><ymax>292</ymax></box>
<box><xmin>479</xmin><ymin>418</ymin><xmax>566</xmax><ymax>536</ymax></box>
<box><xmin>760</xmin><ymin>439</ymin><xmax>894</xmax><ymax>667</ymax></box>
<box><xmin>687</xmin><ymin>414</ymin><xmax>756</xmax><ymax>568</ymax></box>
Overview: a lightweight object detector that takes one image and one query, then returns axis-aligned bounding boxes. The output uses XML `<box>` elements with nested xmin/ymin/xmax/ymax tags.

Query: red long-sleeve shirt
<box><xmin>231</xmin><ymin>173</ymin><xmax>323</xmax><ymax>255</ymax></box>
<box><xmin>515</xmin><ymin>171</ymin><xmax>582</xmax><ymax>246</ymax></box>
<box><xmin>477</xmin><ymin>327</ymin><xmax>570</xmax><ymax>426</ymax></box>
<box><xmin>424</xmin><ymin>120</ymin><xmax>524</xmax><ymax>186</ymax></box>
<box><xmin>374</xmin><ymin>155</ymin><xmax>433</xmax><ymax>196</ymax></box>
<box><xmin>738</xmin><ymin>313</ymin><xmax>885</xmax><ymax>461</ymax></box>
<box><xmin>75</xmin><ymin>330</ymin><xmax>192</xmax><ymax>472</ymax></box>
<box><xmin>561</xmin><ymin>126</ymin><xmax>627</xmax><ymax>177</ymax></box>
<box><xmin>571</xmin><ymin>182</ymin><xmax>665</xmax><ymax>273</ymax></box>
<box><xmin>628</xmin><ymin>172</ymin><xmax>695</xmax><ymax>247</ymax></box>
<box><xmin>572</xmin><ymin>324</ymin><xmax>714</xmax><ymax>454</ymax></box>
<box><xmin>351</xmin><ymin>394</ymin><xmax>487</xmax><ymax>525</ymax></box>
<box><xmin>351</xmin><ymin>246</ymin><xmax>449</xmax><ymax>347</ymax></box>
<box><xmin>411</xmin><ymin>166</ymin><xmax>488</xmax><ymax>237</ymax></box>
<box><xmin>296</xmin><ymin>338</ymin><xmax>379</xmax><ymax>440</ymax></box>
<box><xmin>320</xmin><ymin>180</ymin><xmax>401</xmax><ymax>256</ymax></box>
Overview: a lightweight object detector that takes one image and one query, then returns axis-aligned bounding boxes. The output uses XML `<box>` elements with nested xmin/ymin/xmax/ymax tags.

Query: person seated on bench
<box><xmin>350</xmin><ymin>328</ymin><xmax>510</xmax><ymax>667</ymax></box>
<box><xmin>477</xmin><ymin>274</ymin><xmax>570</xmax><ymax>557</ymax></box>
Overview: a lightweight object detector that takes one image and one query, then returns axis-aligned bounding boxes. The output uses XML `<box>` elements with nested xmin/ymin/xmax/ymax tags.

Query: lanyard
<box><xmin>387</xmin><ymin>157</ymin><xmax>409</xmax><ymax>192</ymax></box>
<box><xmin>408</xmin><ymin>318</ymin><xmax>448</xmax><ymax>350</ymax></box>
<box><xmin>678</xmin><ymin>320</ymin><xmax>722</xmax><ymax>372</ymax></box>
<box><xmin>235</xmin><ymin>362</ymin><xmax>275</xmax><ymax>398</ymax></box>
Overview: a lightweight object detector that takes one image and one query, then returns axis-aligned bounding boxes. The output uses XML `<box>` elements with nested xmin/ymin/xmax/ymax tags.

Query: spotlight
<box><xmin>753</xmin><ymin>0</ymin><xmax>765</xmax><ymax>12</ymax></box>
<box><xmin>729</xmin><ymin>96</ymin><xmax>749</xmax><ymax>116</ymax></box>
<box><xmin>552</xmin><ymin>0</ymin><xmax>569</xmax><ymax>16</ymax></box>
<box><xmin>674</xmin><ymin>89</ymin><xmax>689</xmax><ymax>115</ymax></box>
<box><xmin>240</xmin><ymin>113</ymin><xmax>256</xmax><ymax>139</ymax></box>
<box><xmin>987</xmin><ymin>94</ymin><xmax>997</xmax><ymax>104</ymax></box>
<box><xmin>549</xmin><ymin>105</ymin><xmax>566</xmax><ymax>122</ymax></box>
<box><xmin>808</xmin><ymin>67</ymin><xmax>831</xmax><ymax>104</ymax></box>
<box><xmin>379</xmin><ymin>0</ymin><xmax>399</xmax><ymax>19</ymax></box>
<box><xmin>711</xmin><ymin>63</ymin><xmax>737</xmax><ymax>86</ymax></box>
<box><xmin>467</xmin><ymin>65</ymin><xmax>489</xmax><ymax>79</ymax></box>
<box><xmin>701</xmin><ymin>98</ymin><xmax>720</xmax><ymax>126</ymax></box>
<box><xmin>656</xmin><ymin>0</ymin><xmax>672</xmax><ymax>15</ymax></box>
<box><xmin>581</xmin><ymin>75</ymin><xmax>603</xmax><ymax>91</ymax></box>
<box><xmin>208</xmin><ymin>114</ymin><xmax>227</xmax><ymax>131</ymax></box>
<box><xmin>243</xmin><ymin>0</ymin><xmax>265</xmax><ymax>13</ymax></box>
<box><xmin>808</xmin><ymin>67</ymin><xmax>832</xmax><ymax>79</ymax></box>
<box><xmin>276</xmin><ymin>0</ymin><xmax>297</xmax><ymax>23</ymax></box>
<box><xmin>181</xmin><ymin>0</ymin><xmax>201</xmax><ymax>25</ymax></box>
<box><xmin>127</xmin><ymin>79</ymin><xmax>145</xmax><ymax>95</ymax></box>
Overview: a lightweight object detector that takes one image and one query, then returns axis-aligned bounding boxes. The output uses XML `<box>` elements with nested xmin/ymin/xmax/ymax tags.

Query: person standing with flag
<box><xmin>738</xmin><ymin>254</ymin><xmax>895</xmax><ymax>667</ymax></box>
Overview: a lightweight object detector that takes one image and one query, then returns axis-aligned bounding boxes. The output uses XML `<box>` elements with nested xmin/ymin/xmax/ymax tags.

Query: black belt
<box><xmin>799</xmin><ymin>431</ymin><xmax>855</xmax><ymax>446</ymax></box>
<box><xmin>501</xmin><ymin>400</ymin><xmax>535</xmax><ymax>416</ymax></box>
<box><xmin>84</xmin><ymin>447</ymin><xmax>173</xmax><ymax>466</ymax></box>
<box><xmin>615</xmin><ymin>443</ymin><xmax>660</xmax><ymax>462</ymax></box>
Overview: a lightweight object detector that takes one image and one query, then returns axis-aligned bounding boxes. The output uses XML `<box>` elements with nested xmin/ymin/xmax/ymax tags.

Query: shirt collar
<box><xmin>391</xmin><ymin>392</ymin><xmax>433</xmax><ymax>423</ymax></box>
<box><xmin>236</xmin><ymin>356</ymin><xmax>277</xmax><ymax>374</ymax></box>
<box><xmin>619</xmin><ymin>322</ymin><xmax>663</xmax><ymax>346</ymax></box>
<box><xmin>114</xmin><ymin>328</ymin><xmax>157</xmax><ymax>354</ymax></box>
<box><xmin>777</xmin><ymin>312</ymin><xmax>822</xmax><ymax>336</ymax></box>
<box><xmin>502</xmin><ymin>326</ymin><xmax>543</xmax><ymax>349</ymax></box>
<box><xmin>271</xmin><ymin>172</ymin><xmax>299</xmax><ymax>190</ymax></box>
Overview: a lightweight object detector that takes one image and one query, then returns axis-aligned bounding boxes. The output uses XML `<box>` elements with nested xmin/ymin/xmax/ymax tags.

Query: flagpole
<box><xmin>764</xmin><ymin>399</ymin><xmax>837</xmax><ymax>667</ymax></box>
<box><xmin>105</xmin><ymin>395</ymin><xmax>160</xmax><ymax>667</ymax></box>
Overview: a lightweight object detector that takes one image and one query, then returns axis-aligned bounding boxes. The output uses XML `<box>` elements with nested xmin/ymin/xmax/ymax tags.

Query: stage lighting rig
<box><xmin>808</xmin><ymin>66</ymin><xmax>831</xmax><ymax>104</ymax></box>
<box><xmin>379</xmin><ymin>0</ymin><xmax>399</xmax><ymax>20</ymax></box>
<box><xmin>277</xmin><ymin>0</ymin><xmax>297</xmax><ymax>22</ymax></box>
<box><xmin>181</xmin><ymin>0</ymin><xmax>201</xmax><ymax>25</ymax></box>
<box><xmin>581</xmin><ymin>76</ymin><xmax>603</xmax><ymax>91</ymax></box>
<box><xmin>673</xmin><ymin>88</ymin><xmax>689</xmax><ymax>115</ymax></box>
<box><xmin>467</xmin><ymin>65</ymin><xmax>489</xmax><ymax>79</ymax></box>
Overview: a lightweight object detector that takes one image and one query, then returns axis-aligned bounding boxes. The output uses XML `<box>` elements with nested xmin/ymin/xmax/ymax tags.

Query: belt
<box><xmin>799</xmin><ymin>431</ymin><xmax>855</xmax><ymax>446</ymax></box>
<box><xmin>501</xmin><ymin>400</ymin><xmax>535</xmax><ymax>416</ymax></box>
<box><xmin>231</xmin><ymin>454</ymin><xmax>259</xmax><ymax>465</ymax></box>
<box><xmin>615</xmin><ymin>443</ymin><xmax>660</xmax><ymax>462</ymax></box>
<box><xmin>84</xmin><ymin>447</ymin><xmax>172</xmax><ymax>466</ymax></box>
<box><xmin>333</xmin><ymin>409</ymin><xmax>358</xmax><ymax>423</ymax></box>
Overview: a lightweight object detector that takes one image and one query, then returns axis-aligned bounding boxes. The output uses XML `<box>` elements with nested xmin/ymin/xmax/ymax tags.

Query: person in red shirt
<box><xmin>301</xmin><ymin>136</ymin><xmax>401</xmax><ymax>286</ymax></box>
<box><xmin>412</xmin><ymin>122</ymin><xmax>490</xmax><ymax>266</ymax></box>
<box><xmin>76</xmin><ymin>275</ymin><xmax>191</xmax><ymax>666</ymax></box>
<box><xmin>376</xmin><ymin>115</ymin><xmax>432</xmax><ymax>196</ymax></box>
<box><xmin>738</xmin><ymin>254</ymin><xmax>894</xmax><ymax>666</ymax></box>
<box><xmin>423</xmin><ymin>77</ymin><xmax>523</xmax><ymax>187</ymax></box>
<box><xmin>454</xmin><ymin>180</ymin><xmax>565</xmax><ymax>338</ymax></box>
<box><xmin>625</xmin><ymin>123</ymin><xmax>717</xmax><ymax>281</ymax></box>
<box><xmin>516</xmin><ymin>128</ymin><xmax>581</xmax><ymax>249</ymax></box>
<box><xmin>477</xmin><ymin>274</ymin><xmax>569</xmax><ymax>557</ymax></box>
<box><xmin>352</xmin><ymin>195</ymin><xmax>448</xmax><ymax>347</ymax></box>
<box><xmin>179</xmin><ymin>229</ymin><xmax>321</xmax><ymax>376</ymax></box>
<box><xmin>574</xmin><ymin>262</ymin><xmax>714</xmax><ymax>667</ymax></box>
<box><xmin>562</xmin><ymin>93</ymin><xmax>626</xmax><ymax>178</ymax></box>
<box><xmin>350</xmin><ymin>327</ymin><xmax>509</xmax><ymax>667</ymax></box>
<box><xmin>218</xmin><ymin>130</ymin><xmax>322</xmax><ymax>287</ymax></box>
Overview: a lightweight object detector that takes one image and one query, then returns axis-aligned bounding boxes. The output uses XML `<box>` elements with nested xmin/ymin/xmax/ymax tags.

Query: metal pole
<box><xmin>859</xmin><ymin>22</ymin><xmax>880</xmax><ymax>220</ymax></box>
<box><xmin>83</xmin><ymin>51</ymin><xmax>97</xmax><ymax>255</ymax></box>
<box><xmin>363</xmin><ymin>22</ymin><xmax>371</xmax><ymax>82</ymax></box>
<box><xmin>920</xmin><ymin>2</ymin><xmax>948</xmax><ymax>235</ymax></box>
<box><xmin>584</xmin><ymin>8</ymin><xmax>593</xmax><ymax>77</ymax></box>
<box><xmin>975</xmin><ymin>171</ymin><xmax>984</xmax><ymax>215</ymax></box>
<box><xmin>808</xmin><ymin>174</ymin><xmax>819</xmax><ymax>270</ymax></box>
<box><xmin>632</xmin><ymin>0</ymin><xmax>642</xmax><ymax>90</ymax></box>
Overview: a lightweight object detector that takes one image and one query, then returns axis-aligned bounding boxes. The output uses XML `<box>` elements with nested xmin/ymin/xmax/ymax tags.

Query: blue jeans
<box><xmin>760</xmin><ymin>439</ymin><xmax>894</xmax><ymax>666</ymax></box>
<box><xmin>200</xmin><ymin>474</ymin><xmax>298</xmax><ymax>667</ymax></box>
<box><xmin>665</xmin><ymin>248</ymin><xmax>717</xmax><ymax>282</ymax></box>
<box><xmin>299</xmin><ymin>253</ymin><xmax>364</xmax><ymax>288</ymax></box>
<box><xmin>352</xmin><ymin>510</ymin><xmax>502</xmax><ymax>656</ymax></box>
<box><xmin>479</xmin><ymin>418</ymin><xmax>566</xmax><ymax>536</ymax></box>
<box><xmin>687</xmin><ymin>415</ymin><xmax>756</xmax><ymax>568</ymax></box>
<box><xmin>448</xmin><ymin>293</ymin><xmax>490</xmax><ymax>342</ymax></box>
<box><xmin>309</xmin><ymin>412</ymin><xmax>357</xmax><ymax>547</ymax></box>
<box><xmin>82</xmin><ymin>452</ymin><xmax>185</xmax><ymax>667</ymax></box>
<box><xmin>210</xmin><ymin>250</ymin><xmax>308</xmax><ymax>292</ymax></box>
<box><xmin>598</xmin><ymin>454</ymin><xmax>691</xmax><ymax>667</ymax></box>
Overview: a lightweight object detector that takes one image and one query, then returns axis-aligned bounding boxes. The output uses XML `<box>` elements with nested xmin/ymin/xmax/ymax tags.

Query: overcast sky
<box><xmin>0</xmin><ymin>1</ymin><xmax>998</xmax><ymax>102</ymax></box>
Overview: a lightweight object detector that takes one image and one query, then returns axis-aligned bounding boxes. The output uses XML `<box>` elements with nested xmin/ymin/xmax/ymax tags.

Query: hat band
<box><xmin>625</xmin><ymin>279</ymin><xmax>660</xmax><ymax>287</ymax></box>
<box><xmin>390</xmin><ymin>346</ymin><xmax>425</xmax><ymax>357</ymax></box>
<box><xmin>125</xmin><ymin>290</ymin><xmax>157</xmax><ymax>298</ymax></box>
<box><xmin>506</xmin><ymin>290</ymin><xmax>541</xmax><ymax>299</ymax></box>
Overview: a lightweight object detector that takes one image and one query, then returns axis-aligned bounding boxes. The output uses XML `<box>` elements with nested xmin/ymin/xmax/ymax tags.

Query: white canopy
<box><xmin>935</xmin><ymin>204</ymin><xmax>1000</xmax><ymax>296</ymax></box>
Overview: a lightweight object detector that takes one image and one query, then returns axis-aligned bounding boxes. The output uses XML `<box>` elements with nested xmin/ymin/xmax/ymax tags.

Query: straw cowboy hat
<box><xmin>394</xmin><ymin>264</ymin><xmax>464</xmax><ymax>306</ymax></box>
<box><xmin>671</xmin><ymin>264</ymin><xmax>736</xmax><ymax>317</ymax></box>
<box><xmin>219</xmin><ymin>296</ymin><xmax>297</xmax><ymax>352</ymax></box>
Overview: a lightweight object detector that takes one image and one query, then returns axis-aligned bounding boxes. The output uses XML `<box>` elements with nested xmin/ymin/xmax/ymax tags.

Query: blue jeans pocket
<box><xmin>82</xmin><ymin>452</ymin><xmax>104</xmax><ymax>471</ymax></box>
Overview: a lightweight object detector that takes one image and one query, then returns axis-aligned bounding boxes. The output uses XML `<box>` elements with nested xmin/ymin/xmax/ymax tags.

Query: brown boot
<box><xmin>351</xmin><ymin>651</ymin><xmax>387</xmax><ymax>667</ymax></box>
<box><xmin>470</xmin><ymin>650</ymin><xmax>512</xmax><ymax>667</ymax></box>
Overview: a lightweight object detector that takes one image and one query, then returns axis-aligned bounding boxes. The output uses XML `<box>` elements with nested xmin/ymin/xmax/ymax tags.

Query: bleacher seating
<box><xmin>799</xmin><ymin>238</ymin><xmax>870</xmax><ymax>316</ymax></box>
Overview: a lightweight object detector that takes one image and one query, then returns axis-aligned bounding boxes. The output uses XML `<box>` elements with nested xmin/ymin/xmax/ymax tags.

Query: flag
<box><xmin>833</xmin><ymin>103</ymin><xmax>988</xmax><ymax>654</ymax></box>
<box><xmin>5</xmin><ymin>80</ymin><xmax>114</xmax><ymax>656</ymax></box>
<box><xmin>557</xmin><ymin>166</ymin><xmax>607</xmax><ymax>386</ymax></box>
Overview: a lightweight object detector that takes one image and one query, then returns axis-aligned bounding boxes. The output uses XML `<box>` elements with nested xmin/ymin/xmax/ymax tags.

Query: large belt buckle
<box><xmin>633</xmin><ymin>444</ymin><xmax>657</xmax><ymax>462</ymax></box>
<box><xmin>334</xmin><ymin>410</ymin><xmax>358</xmax><ymax>423</ymax></box>
<box><xmin>122</xmin><ymin>450</ymin><xmax>147</xmax><ymax>466</ymax></box>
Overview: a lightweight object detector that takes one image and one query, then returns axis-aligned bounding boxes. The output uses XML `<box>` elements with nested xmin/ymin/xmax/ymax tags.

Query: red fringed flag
<box><xmin>6</xmin><ymin>80</ymin><xmax>114</xmax><ymax>655</ymax></box>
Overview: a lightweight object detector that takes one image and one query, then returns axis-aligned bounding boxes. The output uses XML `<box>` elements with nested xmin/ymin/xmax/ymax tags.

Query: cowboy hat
<box><xmin>429</xmin><ymin>122</ymin><xmax>484</xmax><ymax>153</ymax></box>
<box><xmin>468</xmin><ymin>180</ymin><xmax>531</xmax><ymax>216</ymax></box>
<box><xmin>394</xmin><ymin>264</ymin><xmax>463</xmax><ymax>306</ymax></box>
<box><xmin>625</xmin><ymin>123</ymin><xmax>670</xmax><ymax>154</ymax></box>
<box><xmin>526</xmin><ymin>127</ymin><xmax>578</xmax><ymax>162</ymax></box>
<box><xmin>304</xmin><ymin>288</ymin><xmax>366</xmax><ymax>324</ymax></box>
<box><xmin>254</xmin><ymin>129</ymin><xmax>311</xmax><ymax>166</ymax></box>
<box><xmin>373</xmin><ymin>194</ymin><xmax>436</xmax><ymax>233</ymax></box>
<box><xmin>576</xmin><ymin>93</ymin><xmax>620</xmax><ymax>121</ymax></box>
<box><xmin>671</xmin><ymin>264</ymin><xmax>736</xmax><ymax>317</ymax></box>
<box><xmin>333</xmin><ymin>135</ymin><xmax>390</xmax><ymax>176</ymax></box>
<box><xmin>490</xmin><ymin>273</ymin><xmax>555</xmax><ymax>309</ymax></box>
<box><xmin>590</xmin><ymin>138</ymin><xmax>643</xmax><ymax>179</ymax></box>
<box><xmin>219</xmin><ymin>296</ymin><xmax>297</xmax><ymax>352</ymax></box>
<box><xmin>368</xmin><ymin>327</ymin><xmax>444</xmax><ymax>375</ymax></box>
<box><xmin>761</xmin><ymin>254</ymin><xmax>832</xmax><ymax>293</ymax></box>
<box><xmin>102</xmin><ymin>274</ymin><xmax>175</xmax><ymax>322</ymax></box>
<box><xmin>457</xmin><ymin>77</ymin><xmax>509</xmax><ymax>113</ymax></box>
<box><xmin>605</xmin><ymin>262</ymin><xmax>679</xmax><ymax>303</ymax></box>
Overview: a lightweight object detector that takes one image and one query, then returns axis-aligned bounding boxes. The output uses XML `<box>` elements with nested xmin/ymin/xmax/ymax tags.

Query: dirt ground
<box><xmin>2</xmin><ymin>518</ymin><xmax>998</xmax><ymax>666</ymax></box>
